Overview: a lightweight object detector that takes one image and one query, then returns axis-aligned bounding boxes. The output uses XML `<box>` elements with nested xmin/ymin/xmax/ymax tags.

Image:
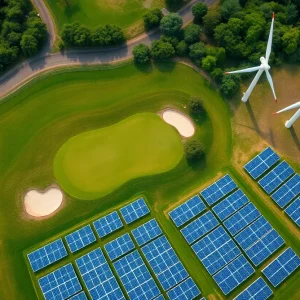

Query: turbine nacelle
<box><xmin>260</xmin><ymin>57</ymin><xmax>270</xmax><ymax>70</ymax></box>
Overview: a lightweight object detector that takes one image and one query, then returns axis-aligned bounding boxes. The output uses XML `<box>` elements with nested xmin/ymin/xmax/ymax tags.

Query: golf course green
<box><xmin>54</xmin><ymin>113</ymin><xmax>183</xmax><ymax>200</ymax></box>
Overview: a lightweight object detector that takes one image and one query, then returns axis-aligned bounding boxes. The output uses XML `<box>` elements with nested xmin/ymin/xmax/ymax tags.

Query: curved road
<box><xmin>0</xmin><ymin>0</ymin><xmax>217</xmax><ymax>99</ymax></box>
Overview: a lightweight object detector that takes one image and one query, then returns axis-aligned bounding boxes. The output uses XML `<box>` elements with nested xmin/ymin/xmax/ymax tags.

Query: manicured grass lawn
<box><xmin>54</xmin><ymin>113</ymin><xmax>183</xmax><ymax>200</ymax></box>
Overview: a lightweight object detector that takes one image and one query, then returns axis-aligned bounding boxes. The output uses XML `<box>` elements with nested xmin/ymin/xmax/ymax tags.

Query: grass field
<box><xmin>54</xmin><ymin>113</ymin><xmax>183</xmax><ymax>200</ymax></box>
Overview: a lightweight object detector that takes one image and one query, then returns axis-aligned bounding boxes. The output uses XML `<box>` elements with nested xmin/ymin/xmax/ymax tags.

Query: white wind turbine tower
<box><xmin>273</xmin><ymin>102</ymin><xmax>300</xmax><ymax>128</ymax></box>
<box><xmin>225</xmin><ymin>13</ymin><xmax>277</xmax><ymax>103</ymax></box>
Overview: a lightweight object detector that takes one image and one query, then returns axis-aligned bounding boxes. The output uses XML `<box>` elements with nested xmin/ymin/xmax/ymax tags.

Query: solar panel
<box><xmin>104</xmin><ymin>233</ymin><xmax>135</xmax><ymax>261</ymax></box>
<box><xmin>192</xmin><ymin>226</ymin><xmax>241</xmax><ymax>275</ymax></box>
<box><xmin>262</xmin><ymin>248</ymin><xmax>300</xmax><ymax>287</ymax></box>
<box><xmin>120</xmin><ymin>197</ymin><xmax>150</xmax><ymax>224</ymax></box>
<box><xmin>69</xmin><ymin>292</ymin><xmax>88</xmax><ymax>300</ymax></box>
<box><xmin>258</xmin><ymin>161</ymin><xmax>295</xmax><ymax>194</ymax></box>
<box><xmin>244</xmin><ymin>147</ymin><xmax>280</xmax><ymax>180</ymax></box>
<box><xmin>65</xmin><ymin>225</ymin><xmax>96</xmax><ymax>253</ymax></box>
<box><xmin>93</xmin><ymin>211</ymin><xmax>123</xmax><ymax>238</ymax></box>
<box><xmin>76</xmin><ymin>248</ymin><xmax>125</xmax><ymax>300</ymax></box>
<box><xmin>38</xmin><ymin>263</ymin><xmax>82</xmax><ymax>300</ymax></box>
<box><xmin>169</xmin><ymin>195</ymin><xmax>206</xmax><ymax>227</ymax></box>
<box><xmin>234</xmin><ymin>277</ymin><xmax>273</xmax><ymax>300</ymax></box>
<box><xmin>285</xmin><ymin>197</ymin><xmax>300</xmax><ymax>227</ymax></box>
<box><xmin>131</xmin><ymin>219</ymin><xmax>163</xmax><ymax>246</ymax></box>
<box><xmin>213</xmin><ymin>255</ymin><xmax>255</xmax><ymax>295</ymax></box>
<box><xmin>167</xmin><ymin>277</ymin><xmax>201</xmax><ymax>300</ymax></box>
<box><xmin>212</xmin><ymin>189</ymin><xmax>249</xmax><ymax>221</ymax></box>
<box><xmin>28</xmin><ymin>239</ymin><xmax>68</xmax><ymax>272</ymax></box>
<box><xmin>141</xmin><ymin>235</ymin><xmax>189</xmax><ymax>291</ymax></box>
<box><xmin>271</xmin><ymin>174</ymin><xmax>300</xmax><ymax>208</ymax></box>
<box><xmin>154</xmin><ymin>296</ymin><xmax>165</xmax><ymax>300</ymax></box>
<box><xmin>223</xmin><ymin>203</ymin><xmax>261</xmax><ymax>236</ymax></box>
<box><xmin>113</xmin><ymin>250</ymin><xmax>160</xmax><ymax>300</ymax></box>
<box><xmin>200</xmin><ymin>174</ymin><xmax>237</xmax><ymax>206</ymax></box>
<box><xmin>180</xmin><ymin>211</ymin><xmax>219</xmax><ymax>245</ymax></box>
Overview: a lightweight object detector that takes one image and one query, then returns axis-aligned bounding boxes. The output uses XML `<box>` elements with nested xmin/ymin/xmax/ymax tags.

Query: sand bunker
<box><xmin>24</xmin><ymin>187</ymin><xmax>63</xmax><ymax>217</ymax></box>
<box><xmin>162</xmin><ymin>109</ymin><xmax>195</xmax><ymax>137</ymax></box>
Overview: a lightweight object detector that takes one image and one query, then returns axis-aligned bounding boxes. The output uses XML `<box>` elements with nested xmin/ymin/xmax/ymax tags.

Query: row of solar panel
<box><xmin>28</xmin><ymin>198</ymin><xmax>150</xmax><ymax>272</ymax></box>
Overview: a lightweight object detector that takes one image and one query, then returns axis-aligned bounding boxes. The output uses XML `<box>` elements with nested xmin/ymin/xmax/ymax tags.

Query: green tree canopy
<box><xmin>160</xmin><ymin>13</ymin><xmax>183</xmax><ymax>36</ymax></box>
<box><xmin>132</xmin><ymin>44</ymin><xmax>151</xmax><ymax>64</ymax></box>
<box><xmin>203</xmin><ymin>10</ymin><xmax>222</xmax><ymax>36</ymax></box>
<box><xmin>151</xmin><ymin>40</ymin><xmax>175</xmax><ymax>60</ymax></box>
<box><xmin>184</xmin><ymin>24</ymin><xmax>201</xmax><ymax>44</ymax></box>
<box><xmin>143</xmin><ymin>8</ymin><xmax>163</xmax><ymax>30</ymax></box>
<box><xmin>185</xmin><ymin>140</ymin><xmax>205</xmax><ymax>162</ymax></box>
<box><xmin>192</xmin><ymin>3</ymin><xmax>208</xmax><ymax>22</ymax></box>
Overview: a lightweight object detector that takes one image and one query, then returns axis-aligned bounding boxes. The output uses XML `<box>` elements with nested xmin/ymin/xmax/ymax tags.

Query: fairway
<box><xmin>54</xmin><ymin>113</ymin><xmax>183</xmax><ymax>200</ymax></box>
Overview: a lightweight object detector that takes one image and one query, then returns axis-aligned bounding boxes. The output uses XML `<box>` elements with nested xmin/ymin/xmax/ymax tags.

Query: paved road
<box><xmin>0</xmin><ymin>0</ymin><xmax>217</xmax><ymax>99</ymax></box>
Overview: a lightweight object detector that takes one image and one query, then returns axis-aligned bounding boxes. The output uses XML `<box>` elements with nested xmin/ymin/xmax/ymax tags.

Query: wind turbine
<box><xmin>225</xmin><ymin>13</ymin><xmax>277</xmax><ymax>103</ymax></box>
<box><xmin>273</xmin><ymin>102</ymin><xmax>300</xmax><ymax>128</ymax></box>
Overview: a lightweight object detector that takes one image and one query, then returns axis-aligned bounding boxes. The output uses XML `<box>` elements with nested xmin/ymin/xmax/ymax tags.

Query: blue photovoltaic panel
<box><xmin>113</xmin><ymin>250</ymin><xmax>160</xmax><ymax>300</ymax></box>
<box><xmin>141</xmin><ymin>235</ymin><xmax>189</xmax><ymax>291</ymax></box>
<box><xmin>258</xmin><ymin>161</ymin><xmax>295</xmax><ymax>194</ymax></box>
<box><xmin>180</xmin><ymin>211</ymin><xmax>219</xmax><ymax>245</ymax></box>
<box><xmin>104</xmin><ymin>233</ymin><xmax>135</xmax><ymax>261</ymax></box>
<box><xmin>169</xmin><ymin>195</ymin><xmax>206</xmax><ymax>227</ymax></box>
<box><xmin>65</xmin><ymin>225</ymin><xmax>96</xmax><ymax>253</ymax></box>
<box><xmin>93</xmin><ymin>211</ymin><xmax>123</xmax><ymax>238</ymax></box>
<box><xmin>213</xmin><ymin>255</ymin><xmax>255</xmax><ymax>295</ymax></box>
<box><xmin>223</xmin><ymin>203</ymin><xmax>261</xmax><ymax>236</ymax></box>
<box><xmin>262</xmin><ymin>248</ymin><xmax>300</xmax><ymax>287</ymax></box>
<box><xmin>38</xmin><ymin>263</ymin><xmax>82</xmax><ymax>300</ymax></box>
<box><xmin>154</xmin><ymin>296</ymin><xmax>165</xmax><ymax>300</ymax></box>
<box><xmin>285</xmin><ymin>197</ymin><xmax>300</xmax><ymax>227</ymax></box>
<box><xmin>131</xmin><ymin>219</ymin><xmax>163</xmax><ymax>246</ymax></box>
<box><xmin>244</xmin><ymin>147</ymin><xmax>280</xmax><ymax>180</ymax></box>
<box><xmin>69</xmin><ymin>292</ymin><xmax>88</xmax><ymax>300</ymax></box>
<box><xmin>28</xmin><ymin>239</ymin><xmax>68</xmax><ymax>272</ymax></box>
<box><xmin>234</xmin><ymin>277</ymin><xmax>273</xmax><ymax>300</ymax></box>
<box><xmin>212</xmin><ymin>189</ymin><xmax>249</xmax><ymax>221</ymax></box>
<box><xmin>192</xmin><ymin>226</ymin><xmax>241</xmax><ymax>275</ymax></box>
<box><xmin>271</xmin><ymin>174</ymin><xmax>300</xmax><ymax>208</ymax></box>
<box><xmin>200</xmin><ymin>174</ymin><xmax>237</xmax><ymax>206</ymax></box>
<box><xmin>167</xmin><ymin>277</ymin><xmax>201</xmax><ymax>300</ymax></box>
<box><xmin>120</xmin><ymin>197</ymin><xmax>150</xmax><ymax>224</ymax></box>
<box><xmin>76</xmin><ymin>248</ymin><xmax>125</xmax><ymax>300</ymax></box>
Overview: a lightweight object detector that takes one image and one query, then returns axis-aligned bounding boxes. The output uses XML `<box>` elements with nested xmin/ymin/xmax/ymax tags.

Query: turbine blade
<box><xmin>266</xmin><ymin>12</ymin><xmax>275</xmax><ymax>63</ymax></box>
<box><xmin>242</xmin><ymin>69</ymin><xmax>264</xmax><ymax>102</ymax></box>
<box><xmin>274</xmin><ymin>101</ymin><xmax>300</xmax><ymax>114</ymax></box>
<box><xmin>225</xmin><ymin>66</ymin><xmax>261</xmax><ymax>75</ymax></box>
<box><xmin>265</xmin><ymin>70</ymin><xmax>277</xmax><ymax>102</ymax></box>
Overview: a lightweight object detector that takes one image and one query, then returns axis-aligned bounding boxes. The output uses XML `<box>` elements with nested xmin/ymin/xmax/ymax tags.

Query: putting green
<box><xmin>54</xmin><ymin>113</ymin><xmax>183</xmax><ymax>200</ymax></box>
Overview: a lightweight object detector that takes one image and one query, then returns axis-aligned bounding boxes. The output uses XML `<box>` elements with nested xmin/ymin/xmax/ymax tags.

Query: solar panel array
<box><xmin>114</xmin><ymin>250</ymin><xmax>160</xmax><ymax>300</ymax></box>
<box><xmin>262</xmin><ymin>248</ymin><xmax>300</xmax><ymax>287</ymax></box>
<box><xmin>285</xmin><ymin>197</ymin><xmax>300</xmax><ymax>227</ymax></box>
<box><xmin>155</xmin><ymin>295</ymin><xmax>165</xmax><ymax>300</ymax></box>
<box><xmin>212</xmin><ymin>189</ymin><xmax>249</xmax><ymax>221</ymax></box>
<box><xmin>131</xmin><ymin>219</ymin><xmax>163</xmax><ymax>246</ymax></box>
<box><xmin>234</xmin><ymin>277</ymin><xmax>273</xmax><ymax>300</ymax></box>
<box><xmin>104</xmin><ymin>233</ymin><xmax>135</xmax><ymax>261</ymax></box>
<box><xmin>166</xmin><ymin>277</ymin><xmax>201</xmax><ymax>300</ymax></box>
<box><xmin>76</xmin><ymin>248</ymin><xmax>125</xmax><ymax>300</ymax></box>
<box><xmin>28</xmin><ymin>239</ymin><xmax>68</xmax><ymax>272</ymax></box>
<box><xmin>141</xmin><ymin>235</ymin><xmax>189</xmax><ymax>291</ymax></box>
<box><xmin>169</xmin><ymin>195</ymin><xmax>206</xmax><ymax>227</ymax></box>
<box><xmin>180</xmin><ymin>211</ymin><xmax>219</xmax><ymax>245</ymax></box>
<box><xmin>200</xmin><ymin>174</ymin><xmax>237</xmax><ymax>206</ymax></box>
<box><xmin>65</xmin><ymin>225</ymin><xmax>96</xmax><ymax>253</ymax></box>
<box><xmin>93</xmin><ymin>211</ymin><xmax>123</xmax><ymax>238</ymax></box>
<box><xmin>192</xmin><ymin>226</ymin><xmax>241</xmax><ymax>275</ymax></box>
<box><xmin>258</xmin><ymin>161</ymin><xmax>294</xmax><ymax>194</ymax></box>
<box><xmin>120</xmin><ymin>198</ymin><xmax>150</xmax><ymax>224</ymax></box>
<box><xmin>271</xmin><ymin>174</ymin><xmax>300</xmax><ymax>208</ymax></box>
<box><xmin>213</xmin><ymin>255</ymin><xmax>255</xmax><ymax>295</ymax></box>
<box><xmin>69</xmin><ymin>291</ymin><xmax>88</xmax><ymax>300</ymax></box>
<box><xmin>244</xmin><ymin>147</ymin><xmax>280</xmax><ymax>179</ymax></box>
<box><xmin>235</xmin><ymin>216</ymin><xmax>284</xmax><ymax>266</ymax></box>
<box><xmin>38</xmin><ymin>263</ymin><xmax>82</xmax><ymax>300</ymax></box>
<box><xmin>223</xmin><ymin>203</ymin><xmax>261</xmax><ymax>236</ymax></box>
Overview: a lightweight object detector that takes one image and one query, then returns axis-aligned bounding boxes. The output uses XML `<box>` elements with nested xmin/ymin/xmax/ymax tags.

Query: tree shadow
<box><xmin>190</xmin><ymin>110</ymin><xmax>208</xmax><ymax>126</ymax></box>
<box><xmin>64</xmin><ymin>1</ymin><xmax>81</xmax><ymax>20</ymax></box>
<box><xmin>153</xmin><ymin>60</ymin><xmax>176</xmax><ymax>73</ymax></box>
<box><xmin>289</xmin><ymin>126</ymin><xmax>300</xmax><ymax>151</ymax></box>
<box><xmin>134</xmin><ymin>61</ymin><xmax>153</xmax><ymax>74</ymax></box>
<box><xmin>186</xmin><ymin>155</ymin><xmax>207</xmax><ymax>171</ymax></box>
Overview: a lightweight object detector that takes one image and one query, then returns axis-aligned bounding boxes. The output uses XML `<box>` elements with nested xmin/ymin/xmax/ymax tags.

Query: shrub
<box><xmin>185</xmin><ymin>140</ymin><xmax>205</xmax><ymax>161</ymax></box>
<box><xmin>132</xmin><ymin>44</ymin><xmax>151</xmax><ymax>64</ymax></box>
<box><xmin>188</xmin><ymin>97</ymin><xmax>204</xmax><ymax>115</ymax></box>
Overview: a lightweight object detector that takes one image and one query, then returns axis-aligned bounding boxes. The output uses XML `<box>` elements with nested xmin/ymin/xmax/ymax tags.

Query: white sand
<box><xmin>24</xmin><ymin>187</ymin><xmax>63</xmax><ymax>217</ymax></box>
<box><xmin>162</xmin><ymin>109</ymin><xmax>195</xmax><ymax>137</ymax></box>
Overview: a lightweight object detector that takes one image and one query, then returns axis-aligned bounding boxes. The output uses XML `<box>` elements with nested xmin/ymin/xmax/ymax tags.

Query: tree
<box><xmin>184</xmin><ymin>24</ymin><xmax>201</xmax><ymax>44</ymax></box>
<box><xmin>151</xmin><ymin>40</ymin><xmax>175</xmax><ymax>60</ymax></box>
<box><xmin>160</xmin><ymin>13</ymin><xmax>183</xmax><ymax>36</ymax></box>
<box><xmin>206</xmin><ymin>46</ymin><xmax>226</xmax><ymax>64</ymax></box>
<box><xmin>220</xmin><ymin>0</ymin><xmax>241</xmax><ymax>20</ymax></box>
<box><xmin>203</xmin><ymin>10</ymin><xmax>221</xmax><ymax>36</ymax></box>
<box><xmin>188</xmin><ymin>97</ymin><xmax>204</xmax><ymax>115</ymax></box>
<box><xmin>211</xmin><ymin>68</ymin><xmax>224</xmax><ymax>83</ymax></box>
<box><xmin>189</xmin><ymin>42</ymin><xmax>206</xmax><ymax>61</ymax></box>
<box><xmin>20</xmin><ymin>34</ymin><xmax>38</xmax><ymax>56</ymax></box>
<box><xmin>192</xmin><ymin>3</ymin><xmax>208</xmax><ymax>22</ymax></box>
<box><xmin>282</xmin><ymin>27</ymin><xmax>300</xmax><ymax>54</ymax></box>
<box><xmin>132</xmin><ymin>44</ymin><xmax>151</xmax><ymax>64</ymax></box>
<box><xmin>143</xmin><ymin>8</ymin><xmax>163</xmax><ymax>30</ymax></box>
<box><xmin>220</xmin><ymin>74</ymin><xmax>241</xmax><ymax>97</ymax></box>
<box><xmin>176</xmin><ymin>40</ymin><xmax>188</xmax><ymax>56</ymax></box>
<box><xmin>185</xmin><ymin>140</ymin><xmax>205</xmax><ymax>162</ymax></box>
<box><xmin>201</xmin><ymin>55</ymin><xmax>217</xmax><ymax>71</ymax></box>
